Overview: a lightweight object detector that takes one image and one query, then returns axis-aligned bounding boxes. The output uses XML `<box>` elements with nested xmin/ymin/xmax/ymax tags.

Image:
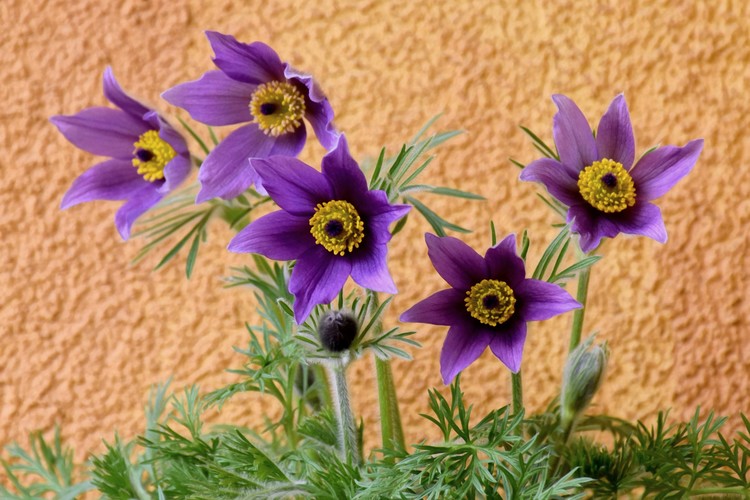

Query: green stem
<box><xmin>569</xmin><ymin>265</ymin><xmax>591</xmax><ymax>352</ymax></box>
<box><xmin>690</xmin><ymin>487</ymin><xmax>750</xmax><ymax>498</ymax></box>
<box><xmin>511</xmin><ymin>370</ymin><xmax>523</xmax><ymax>415</ymax></box>
<box><xmin>326</xmin><ymin>362</ymin><xmax>359</xmax><ymax>465</ymax></box>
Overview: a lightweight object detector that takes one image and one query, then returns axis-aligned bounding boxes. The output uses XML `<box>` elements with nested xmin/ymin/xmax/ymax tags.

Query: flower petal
<box><xmin>103</xmin><ymin>66</ymin><xmax>150</xmax><ymax>119</ymax></box>
<box><xmin>289</xmin><ymin>246</ymin><xmax>352</xmax><ymax>323</ymax></box>
<box><xmin>206</xmin><ymin>31</ymin><xmax>285</xmax><ymax>84</ymax></box>
<box><xmin>61</xmin><ymin>159</ymin><xmax>146</xmax><ymax>208</ymax></box>
<box><xmin>228</xmin><ymin>210</ymin><xmax>314</xmax><ymax>260</ymax></box>
<box><xmin>515</xmin><ymin>279</ymin><xmax>581</xmax><ymax>321</ymax></box>
<box><xmin>552</xmin><ymin>94</ymin><xmax>598</xmax><ymax>175</ymax></box>
<box><xmin>425</xmin><ymin>233</ymin><xmax>487</xmax><ymax>290</ymax></box>
<box><xmin>364</xmin><ymin>196</ymin><xmax>412</xmax><ymax>245</ymax></box>
<box><xmin>596</xmin><ymin>94</ymin><xmax>635</xmax><ymax>169</ymax></box>
<box><xmin>161</xmin><ymin>70</ymin><xmax>255</xmax><ymax>126</ymax></box>
<box><xmin>630</xmin><ymin>140</ymin><xmax>703</xmax><ymax>201</ymax></box>
<box><xmin>161</xmin><ymin>155</ymin><xmax>192</xmax><ymax>193</ymax></box>
<box><xmin>519</xmin><ymin>157</ymin><xmax>581</xmax><ymax>206</ymax></box>
<box><xmin>196</xmin><ymin>124</ymin><xmax>306</xmax><ymax>203</ymax></box>
<box><xmin>484</xmin><ymin>234</ymin><xmax>526</xmax><ymax>287</ymax></box>
<box><xmin>285</xmin><ymin>65</ymin><xmax>339</xmax><ymax>150</ymax></box>
<box><xmin>400</xmin><ymin>288</ymin><xmax>467</xmax><ymax>326</ymax></box>
<box><xmin>567</xmin><ymin>204</ymin><xmax>620</xmax><ymax>253</ymax></box>
<box><xmin>321</xmin><ymin>135</ymin><xmax>370</xmax><ymax>201</ymax></box>
<box><xmin>50</xmin><ymin>107</ymin><xmax>147</xmax><ymax>159</ymax></box>
<box><xmin>488</xmin><ymin>319</ymin><xmax>527</xmax><ymax>373</ymax></box>
<box><xmin>349</xmin><ymin>243</ymin><xmax>397</xmax><ymax>294</ymax></box>
<box><xmin>611</xmin><ymin>202</ymin><xmax>668</xmax><ymax>244</ymax></box>
<box><xmin>251</xmin><ymin>154</ymin><xmax>332</xmax><ymax>216</ymax></box>
<box><xmin>114</xmin><ymin>186</ymin><xmax>162</xmax><ymax>240</ymax></box>
<box><xmin>440</xmin><ymin>321</ymin><xmax>492</xmax><ymax>384</ymax></box>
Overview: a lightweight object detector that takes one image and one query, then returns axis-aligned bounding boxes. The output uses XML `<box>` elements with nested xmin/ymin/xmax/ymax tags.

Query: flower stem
<box><xmin>511</xmin><ymin>370</ymin><xmax>523</xmax><ymax>415</ymax></box>
<box><xmin>326</xmin><ymin>361</ymin><xmax>359</xmax><ymax>465</ymax></box>
<box><xmin>689</xmin><ymin>487</ymin><xmax>750</xmax><ymax>498</ymax></box>
<box><xmin>569</xmin><ymin>265</ymin><xmax>591</xmax><ymax>352</ymax></box>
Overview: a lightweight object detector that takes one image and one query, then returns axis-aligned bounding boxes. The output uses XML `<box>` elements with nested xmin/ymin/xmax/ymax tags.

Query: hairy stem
<box><xmin>326</xmin><ymin>362</ymin><xmax>359</xmax><ymax>465</ymax></box>
<box><xmin>569</xmin><ymin>264</ymin><xmax>591</xmax><ymax>352</ymax></box>
<box><xmin>690</xmin><ymin>487</ymin><xmax>750</xmax><ymax>498</ymax></box>
<box><xmin>511</xmin><ymin>370</ymin><xmax>523</xmax><ymax>414</ymax></box>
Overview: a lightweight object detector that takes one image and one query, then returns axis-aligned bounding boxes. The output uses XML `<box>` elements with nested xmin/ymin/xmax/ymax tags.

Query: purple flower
<box><xmin>51</xmin><ymin>67</ymin><xmax>191</xmax><ymax>240</ymax></box>
<box><xmin>519</xmin><ymin>94</ymin><xmax>703</xmax><ymax>253</ymax></box>
<box><xmin>162</xmin><ymin>31</ymin><xmax>338</xmax><ymax>203</ymax></box>
<box><xmin>228</xmin><ymin>135</ymin><xmax>410</xmax><ymax>323</ymax></box>
<box><xmin>400</xmin><ymin>234</ymin><xmax>581</xmax><ymax>384</ymax></box>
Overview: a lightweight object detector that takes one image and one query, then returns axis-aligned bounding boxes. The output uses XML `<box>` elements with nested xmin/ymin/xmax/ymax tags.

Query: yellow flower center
<box><xmin>131</xmin><ymin>130</ymin><xmax>176</xmax><ymax>182</ymax></box>
<box><xmin>309</xmin><ymin>200</ymin><xmax>365</xmax><ymax>256</ymax></box>
<box><xmin>249</xmin><ymin>81</ymin><xmax>306</xmax><ymax>136</ymax></box>
<box><xmin>465</xmin><ymin>279</ymin><xmax>516</xmax><ymax>327</ymax></box>
<box><xmin>577</xmin><ymin>159</ymin><xmax>636</xmax><ymax>213</ymax></box>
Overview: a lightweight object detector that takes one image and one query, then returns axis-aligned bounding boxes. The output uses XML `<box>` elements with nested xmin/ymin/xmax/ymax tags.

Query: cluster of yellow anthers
<box><xmin>309</xmin><ymin>200</ymin><xmax>365</xmax><ymax>256</ymax></box>
<box><xmin>465</xmin><ymin>279</ymin><xmax>517</xmax><ymax>327</ymax></box>
<box><xmin>577</xmin><ymin>158</ymin><xmax>636</xmax><ymax>213</ymax></box>
<box><xmin>131</xmin><ymin>130</ymin><xmax>177</xmax><ymax>182</ymax></box>
<box><xmin>249</xmin><ymin>81</ymin><xmax>306</xmax><ymax>137</ymax></box>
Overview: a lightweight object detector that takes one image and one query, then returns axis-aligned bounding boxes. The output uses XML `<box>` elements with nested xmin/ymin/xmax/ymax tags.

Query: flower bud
<box><xmin>318</xmin><ymin>310</ymin><xmax>358</xmax><ymax>352</ymax></box>
<box><xmin>560</xmin><ymin>336</ymin><xmax>609</xmax><ymax>428</ymax></box>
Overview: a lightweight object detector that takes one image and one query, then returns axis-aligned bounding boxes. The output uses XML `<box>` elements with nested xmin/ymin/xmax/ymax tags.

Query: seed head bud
<box><xmin>318</xmin><ymin>310</ymin><xmax>358</xmax><ymax>353</ymax></box>
<box><xmin>560</xmin><ymin>336</ymin><xmax>609</xmax><ymax>428</ymax></box>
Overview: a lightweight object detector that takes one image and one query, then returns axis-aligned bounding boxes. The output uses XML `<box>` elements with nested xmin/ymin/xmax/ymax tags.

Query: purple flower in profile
<box><xmin>51</xmin><ymin>67</ymin><xmax>191</xmax><ymax>240</ymax></box>
<box><xmin>400</xmin><ymin>234</ymin><xmax>581</xmax><ymax>384</ymax></box>
<box><xmin>520</xmin><ymin>94</ymin><xmax>703</xmax><ymax>253</ymax></box>
<box><xmin>162</xmin><ymin>31</ymin><xmax>338</xmax><ymax>203</ymax></box>
<box><xmin>228</xmin><ymin>135</ymin><xmax>410</xmax><ymax>323</ymax></box>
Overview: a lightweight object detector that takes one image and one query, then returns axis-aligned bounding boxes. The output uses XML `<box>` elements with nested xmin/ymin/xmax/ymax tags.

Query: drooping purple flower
<box><xmin>400</xmin><ymin>234</ymin><xmax>581</xmax><ymax>384</ymax></box>
<box><xmin>51</xmin><ymin>67</ymin><xmax>191</xmax><ymax>240</ymax></box>
<box><xmin>162</xmin><ymin>31</ymin><xmax>338</xmax><ymax>203</ymax></box>
<box><xmin>228</xmin><ymin>135</ymin><xmax>410</xmax><ymax>323</ymax></box>
<box><xmin>519</xmin><ymin>94</ymin><xmax>703</xmax><ymax>253</ymax></box>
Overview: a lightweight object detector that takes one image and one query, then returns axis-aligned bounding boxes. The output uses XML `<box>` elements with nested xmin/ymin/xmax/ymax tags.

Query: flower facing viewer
<box><xmin>400</xmin><ymin>234</ymin><xmax>581</xmax><ymax>384</ymax></box>
<box><xmin>51</xmin><ymin>68</ymin><xmax>191</xmax><ymax>240</ymax></box>
<box><xmin>228</xmin><ymin>136</ymin><xmax>410</xmax><ymax>323</ymax></box>
<box><xmin>162</xmin><ymin>31</ymin><xmax>338</xmax><ymax>203</ymax></box>
<box><xmin>520</xmin><ymin>94</ymin><xmax>703</xmax><ymax>253</ymax></box>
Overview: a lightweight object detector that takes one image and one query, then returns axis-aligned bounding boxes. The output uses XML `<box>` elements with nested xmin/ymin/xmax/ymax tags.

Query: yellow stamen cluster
<box><xmin>577</xmin><ymin>159</ymin><xmax>636</xmax><ymax>213</ymax></box>
<box><xmin>309</xmin><ymin>200</ymin><xmax>365</xmax><ymax>256</ymax></box>
<box><xmin>131</xmin><ymin>130</ymin><xmax>176</xmax><ymax>182</ymax></box>
<box><xmin>249</xmin><ymin>81</ymin><xmax>306</xmax><ymax>136</ymax></box>
<box><xmin>465</xmin><ymin>279</ymin><xmax>516</xmax><ymax>327</ymax></box>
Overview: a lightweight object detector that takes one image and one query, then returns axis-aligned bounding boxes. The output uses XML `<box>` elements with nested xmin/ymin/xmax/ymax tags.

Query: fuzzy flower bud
<box><xmin>318</xmin><ymin>310</ymin><xmax>358</xmax><ymax>353</ymax></box>
<box><xmin>560</xmin><ymin>336</ymin><xmax>609</xmax><ymax>428</ymax></box>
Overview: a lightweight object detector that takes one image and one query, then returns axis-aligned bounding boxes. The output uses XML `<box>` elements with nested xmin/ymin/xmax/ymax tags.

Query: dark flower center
<box><xmin>135</xmin><ymin>149</ymin><xmax>154</xmax><ymax>162</ymax></box>
<box><xmin>260</xmin><ymin>102</ymin><xmax>277</xmax><ymax>116</ymax></box>
<box><xmin>131</xmin><ymin>131</ymin><xmax>176</xmax><ymax>182</ymax></box>
<box><xmin>325</xmin><ymin>219</ymin><xmax>344</xmax><ymax>237</ymax></box>
<box><xmin>465</xmin><ymin>279</ymin><xmax>516</xmax><ymax>327</ymax></box>
<box><xmin>309</xmin><ymin>200</ymin><xmax>365</xmax><ymax>256</ymax></box>
<box><xmin>482</xmin><ymin>294</ymin><xmax>500</xmax><ymax>309</ymax></box>
<box><xmin>600</xmin><ymin>172</ymin><xmax>617</xmax><ymax>188</ymax></box>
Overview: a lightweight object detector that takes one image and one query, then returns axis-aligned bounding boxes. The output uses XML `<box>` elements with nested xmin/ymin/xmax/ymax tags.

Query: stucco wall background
<box><xmin>1</xmin><ymin>0</ymin><xmax>749</xmax><ymax>467</ymax></box>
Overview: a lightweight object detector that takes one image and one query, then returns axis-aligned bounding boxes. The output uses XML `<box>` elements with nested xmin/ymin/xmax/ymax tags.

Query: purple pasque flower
<box><xmin>519</xmin><ymin>94</ymin><xmax>703</xmax><ymax>253</ymax></box>
<box><xmin>51</xmin><ymin>67</ymin><xmax>191</xmax><ymax>240</ymax></box>
<box><xmin>400</xmin><ymin>233</ymin><xmax>581</xmax><ymax>384</ymax></box>
<box><xmin>162</xmin><ymin>31</ymin><xmax>338</xmax><ymax>203</ymax></box>
<box><xmin>228</xmin><ymin>135</ymin><xmax>410</xmax><ymax>323</ymax></box>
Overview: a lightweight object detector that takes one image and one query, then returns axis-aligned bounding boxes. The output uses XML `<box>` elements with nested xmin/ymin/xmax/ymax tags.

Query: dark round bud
<box><xmin>318</xmin><ymin>310</ymin><xmax>358</xmax><ymax>352</ymax></box>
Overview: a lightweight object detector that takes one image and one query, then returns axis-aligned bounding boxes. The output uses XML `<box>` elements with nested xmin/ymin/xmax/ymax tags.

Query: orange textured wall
<box><xmin>2</xmin><ymin>0</ymin><xmax>749</xmax><ymax>465</ymax></box>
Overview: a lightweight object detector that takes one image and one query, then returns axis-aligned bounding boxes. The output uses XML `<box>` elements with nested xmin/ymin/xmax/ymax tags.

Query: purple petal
<box><xmin>285</xmin><ymin>65</ymin><xmax>339</xmax><ymax>150</ymax></box>
<box><xmin>596</xmin><ymin>94</ymin><xmax>635</xmax><ymax>169</ymax></box>
<box><xmin>425</xmin><ymin>233</ymin><xmax>487</xmax><ymax>290</ymax></box>
<box><xmin>321</xmin><ymin>135</ymin><xmax>369</xmax><ymax>200</ymax></box>
<box><xmin>161</xmin><ymin>71</ymin><xmax>255</xmax><ymax>126</ymax></box>
<box><xmin>61</xmin><ymin>159</ymin><xmax>146</xmax><ymax>208</ymax></box>
<box><xmin>114</xmin><ymin>186</ymin><xmax>162</xmax><ymax>240</ymax></box>
<box><xmin>155</xmin><ymin>115</ymin><xmax>189</xmax><ymax>156</ymax></box>
<box><xmin>519</xmin><ymin>157</ymin><xmax>581</xmax><ymax>206</ymax></box>
<box><xmin>488</xmin><ymin>319</ymin><xmax>527</xmax><ymax>373</ymax></box>
<box><xmin>630</xmin><ymin>140</ymin><xmax>703</xmax><ymax>201</ymax></box>
<box><xmin>161</xmin><ymin>155</ymin><xmax>191</xmax><ymax>193</ymax></box>
<box><xmin>440</xmin><ymin>321</ymin><xmax>492</xmax><ymax>384</ymax></box>
<box><xmin>103</xmin><ymin>66</ymin><xmax>150</xmax><ymax>119</ymax></box>
<box><xmin>289</xmin><ymin>246</ymin><xmax>352</xmax><ymax>323</ymax></box>
<box><xmin>251</xmin><ymin>155</ymin><xmax>332</xmax><ymax>216</ymax></box>
<box><xmin>515</xmin><ymin>279</ymin><xmax>581</xmax><ymax>321</ymax></box>
<box><xmin>552</xmin><ymin>94</ymin><xmax>598</xmax><ymax>175</ymax></box>
<box><xmin>196</xmin><ymin>124</ymin><xmax>306</xmax><ymax>203</ymax></box>
<box><xmin>50</xmin><ymin>107</ymin><xmax>148</xmax><ymax>159</ymax></box>
<box><xmin>611</xmin><ymin>202</ymin><xmax>668</xmax><ymax>244</ymax></box>
<box><xmin>567</xmin><ymin>204</ymin><xmax>620</xmax><ymax>253</ymax></box>
<box><xmin>206</xmin><ymin>31</ymin><xmax>285</xmax><ymax>84</ymax></box>
<box><xmin>484</xmin><ymin>234</ymin><xmax>526</xmax><ymax>287</ymax></box>
<box><xmin>400</xmin><ymin>288</ymin><xmax>467</xmax><ymax>326</ymax></box>
<box><xmin>349</xmin><ymin>243</ymin><xmax>397</xmax><ymax>294</ymax></box>
<box><xmin>365</xmin><ymin>196</ymin><xmax>412</xmax><ymax>245</ymax></box>
<box><xmin>228</xmin><ymin>210</ymin><xmax>314</xmax><ymax>260</ymax></box>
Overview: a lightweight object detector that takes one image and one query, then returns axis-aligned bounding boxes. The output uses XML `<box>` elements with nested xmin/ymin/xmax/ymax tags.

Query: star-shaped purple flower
<box><xmin>162</xmin><ymin>31</ymin><xmax>338</xmax><ymax>203</ymax></box>
<box><xmin>400</xmin><ymin>234</ymin><xmax>581</xmax><ymax>384</ymax></box>
<box><xmin>520</xmin><ymin>94</ymin><xmax>703</xmax><ymax>253</ymax></box>
<box><xmin>228</xmin><ymin>135</ymin><xmax>410</xmax><ymax>323</ymax></box>
<box><xmin>51</xmin><ymin>67</ymin><xmax>191</xmax><ymax>240</ymax></box>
